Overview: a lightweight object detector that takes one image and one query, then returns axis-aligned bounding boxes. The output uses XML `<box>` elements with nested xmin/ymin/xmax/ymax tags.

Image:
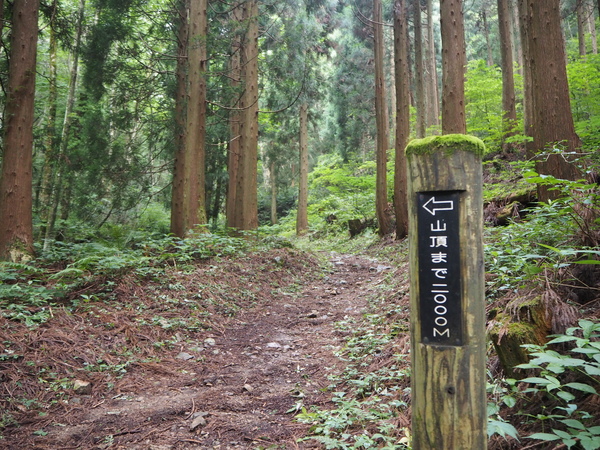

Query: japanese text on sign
<box><xmin>417</xmin><ymin>192</ymin><xmax>463</xmax><ymax>346</ymax></box>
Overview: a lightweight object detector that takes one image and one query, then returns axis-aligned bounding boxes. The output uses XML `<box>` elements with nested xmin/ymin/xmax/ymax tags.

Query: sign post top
<box><xmin>406</xmin><ymin>134</ymin><xmax>486</xmax><ymax>158</ymax></box>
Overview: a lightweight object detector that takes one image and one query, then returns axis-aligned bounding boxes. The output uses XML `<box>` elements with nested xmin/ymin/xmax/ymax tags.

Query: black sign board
<box><xmin>416</xmin><ymin>191</ymin><xmax>463</xmax><ymax>346</ymax></box>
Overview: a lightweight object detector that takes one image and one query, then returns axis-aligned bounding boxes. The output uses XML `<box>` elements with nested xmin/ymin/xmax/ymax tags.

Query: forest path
<box><xmin>2</xmin><ymin>251</ymin><xmax>394</xmax><ymax>449</ymax></box>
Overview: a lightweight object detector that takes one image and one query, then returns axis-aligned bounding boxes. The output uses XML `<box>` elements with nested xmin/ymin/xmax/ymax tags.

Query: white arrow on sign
<box><xmin>422</xmin><ymin>196</ymin><xmax>454</xmax><ymax>216</ymax></box>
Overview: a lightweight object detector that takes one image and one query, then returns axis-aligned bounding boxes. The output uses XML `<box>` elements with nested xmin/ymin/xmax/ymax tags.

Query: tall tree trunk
<box><xmin>38</xmin><ymin>0</ymin><xmax>58</xmax><ymax>237</ymax></box>
<box><xmin>517</xmin><ymin>0</ymin><xmax>533</xmax><ymax>156</ymax></box>
<box><xmin>587</xmin><ymin>1</ymin><xmax>598</xmax><ymax>54</ymax></box>
<box><xmin>498</xmin><ymin>0</ymin><xmax>517</xmax><ymax>150</ymax></box>
<box><xmin>414</xmin><ymin>0</ymin><xmax>426</xmax><ymax>138</ymax></box>
<box><xmin>211</xmin><ymin>166</ymin><xmax>224</xmax><ymax>225</ymax></box>
<box><xmin>511</xmin><ymin>0</ymin><xmax>523</xmax><ymax>73</ymax></box>
<box><xmin>226</xmin><ymin>2</ymin><xmax>242</xmax><ymax>229</ymax></box>
<box><xmin>0</xmin><ymin>0</ymin><xmax>4</xmax><ymax>49</ymax></box>
<box><xmin>171</xmin><ymin>0</ymin><xmax>207</xmax><ymax>236</ymax></box>
<box><xmin>296</xmin><ymin>103</ymin><xmax>309</xmax><ymax>235</ymax></box>
<box><xmin>44</xmin><ymin>0</ymin><xmax>85</xmax><ymax>250</ymax></box>
<box><xmin>425</xmin><ymin>0</ymin><xmax>440</xmax><ymax>130</ymax></box>
<box><xmin>519</xmin><ymin>0</ymin><xmax>582</xmax><ymax>202</ymax></box>
<box><xmin>440</xmin><ymin>0</ymin><xmax>467</xmax><ymax>134</ymax></box>
<box><xmin>0</xmin><ymin>0</ymin><xmax>39</xmax><ymax>262</ymax></box>
<box><xmin>234</xmin><ymin>0</ymin><xmax>259</xmax><ymax>231</ymax></box>
<box><xmin>481</xmin><ymin>8</ymin><xmax>494</xmax><ymax>66</ymax></box>
<box><xmin>394</xmin><ymin>0</ymin><xmax>410</xmax><ymax>239</ymax></box>
<box><xmin>170</xmin><ymin>0</ymin><xmax>189</xmax><ymax>237</ymax></box>
<box><xmin>374</xmin><ymin>0</ymin><xmax>393</xmax><ymax>236</ymax></box>
<box><xmin>270</xmin><ymin>161</ymin><xmax>277</xmax><ymax>226</ymax></box>
<box><xmin>577</xmin><ymin>0</ymin><xmax>587</xmax><ymax>57</ymax></box>
<box><xmin>184</xmin><ymin>0</ymin><xmax>208</xmax><ymax>231</ymax></box>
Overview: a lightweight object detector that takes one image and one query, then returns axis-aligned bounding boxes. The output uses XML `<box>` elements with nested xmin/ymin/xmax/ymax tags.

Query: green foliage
<box><xmin>292</xmin><ymin>154</ymin><xmax>380</xmax><ymax>237</ymax></box>
<box><xmin>482</xmin><ymin>160</ymin><xmax>534</xmax><ymax>203</ymax></box>
<box><xmin>568</xmin><ymin>54</ymin><xmax>600</xmax><ymax>150</ymax></box>
<box><xmin>523</xmin><ymin>160</ymin><xmax>600</xmax><ymax>247</ymax></box>
<box><xmin>271</xmin><ymin>153</ymin><xmax>382</xmax><ymax>238</ymax></box>
<box><xmin>485</xmin><ymin>199</ymin><xmax>574</xmax><ymax>296</ymax></box>
<box><xmin>485</xmin><ymin>153</ymin><xmax>600</xmax><ymax>296</ymax></box>
<box><xmin>487</xmin><ymin>376</ymin><xmax>520</xmax><ymax>441</ymax></box>
<box><xmin>515</xmin><ymin>320</ymin><xmax>600</xmax><ymax>450</ymax></box>
<box><xmin>464</xmin><ymin>60</ymin><xmax>523</xmax><ymax>152</ymax></box>
<box><xmin>296</xmin><ymin>392</ymin><xmax>410</xmax><ymax>449</ymax></box>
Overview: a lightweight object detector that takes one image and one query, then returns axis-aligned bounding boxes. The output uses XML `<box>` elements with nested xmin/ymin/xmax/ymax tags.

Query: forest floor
<box><xmin>0</xmin><ymin>246</ymin><xmax>409</xmax><ymax>449</ymax></box>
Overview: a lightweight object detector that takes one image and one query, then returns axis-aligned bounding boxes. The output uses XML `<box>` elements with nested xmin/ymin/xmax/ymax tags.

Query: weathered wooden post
<box><xmin>406</xmin><ymin>134</ymin><xmax>487</xmax><ymax>449</ymax></box>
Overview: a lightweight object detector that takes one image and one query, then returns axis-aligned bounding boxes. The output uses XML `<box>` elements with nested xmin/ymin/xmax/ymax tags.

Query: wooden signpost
<box><xmin>406</xmin><ymin>134</ymin><xmax>487</xmax><ymax>449</ymax></box>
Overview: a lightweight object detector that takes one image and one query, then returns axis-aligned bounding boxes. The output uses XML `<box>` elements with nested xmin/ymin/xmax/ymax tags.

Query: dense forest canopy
<box><xmin>0</xmin><ymin>0</ymin><xmax>598</xmax><ymax>255</ymax></box>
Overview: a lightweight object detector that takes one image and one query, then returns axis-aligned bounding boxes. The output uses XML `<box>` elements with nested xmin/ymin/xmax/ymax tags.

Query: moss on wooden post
<box><xmin>406</xmin><ymin>134</ymin><xmax>487</xmax><ymax>449</ymax></box>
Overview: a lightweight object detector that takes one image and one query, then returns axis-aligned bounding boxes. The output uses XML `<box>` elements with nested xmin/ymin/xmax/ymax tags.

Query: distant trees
<box><xmin>0</xmin><ymin>0</ymin><xmax>598</xmax><ymax>250</ymax></box>
<box><xmin>0</xmin><ymin>0</ymin><xmax>39</xmax><ymax>262</ymax></box>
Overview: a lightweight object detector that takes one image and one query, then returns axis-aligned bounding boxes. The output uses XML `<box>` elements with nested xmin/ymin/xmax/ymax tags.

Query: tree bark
<box><xmin>497</xmin><ymin>0</ymin><xmax>517</xmax><ymax>149</ymax></box>
<box><xmin>170</xmin><ymin>0</ymin><xmax>189</xmax><ymax>237</ymax></box>
<box><xmin>425</xmin><ymin>0</ymin><xmax>440</xmax><ymax>130</ymax></box>
<box><xmin>577</xmin><ymin>0</ymin><xmax>587</xmax><ymax>57</ymax></box>
<box><xmin>183</xmin><ymin>0</ymin><xmax>208</xmax><ymax>231</ymax></box>
<box><xmin>0</xmin><ymin>0</ymin><xmax>39</xmax><ymax>262</ymax></box>
<box><xmin>226</xmin><ymin>2</ymin><xmax>243</xmax><ymax>230</ymax></box>
<box><xmin>171</xmin><ymin>0</ymin><xmax>208</xmax><ymax>237</ymax></box>
<box><xmin>518</xmin><ymin>0</ymin><xmax>583</xmax><ymax>202</ymax></box>
<box><xmin>516</xmin><ymin>0</ymin><xmax>533</xmax><ymax>155</ymax></box>
<box><xmin>481</xmin><ymin>7</ymin><xmax>494</xmax><ymax>66</ymax></box>
<box><xmin>0</xmin><ymin>0</ymin><xmax>4</xmax><ymax>49</ymax></box>
<box><xmin>394</xmin><ymin>0</ymin><xmax>410</xmax><ymax>239</ymax></box>
<box><xmin>270</xmin><ymin>161</ymin><xmax>277</xmax><ymax>226</ymax></box>
<box><xmin>296</xmin><ymin>103</ymin><xmax>309</xmax><ymax>235</ymax></box>
<box><xmin>440</xmin><ymin>0</ymin><xmax>467</xmax><ymax>134</ymax></box>
<box><xmin>511</xmin><ymin>0</ymin><xmax>523</xmax><ymax>72</ymax></box>
<box><xmin>588</xmin><ymin>1</ymin><xmax>598</xmax><ymax>54</ymax></box>
<box><xmin>414</xmin><ymin>0</ymin><xmax>426</xmax><ymax>138</ymax></box>
<box><xmin>374</xmin><ymin>0</ymin><xmax>393</xmax><ymax>236</ymax></box>
<box><xmin>234</xmin><ymin>0</ymin><xmax>259</xmax><ymax>231</ymax></box>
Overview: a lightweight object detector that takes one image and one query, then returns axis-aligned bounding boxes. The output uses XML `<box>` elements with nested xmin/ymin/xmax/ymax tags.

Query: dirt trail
<box><xmin>2</xmin><ymin>252</ymin><xmax>391</xmax><ymax>449</ymax></box>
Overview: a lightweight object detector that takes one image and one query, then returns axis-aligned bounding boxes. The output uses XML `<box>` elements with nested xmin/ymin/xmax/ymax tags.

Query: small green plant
<box><xmin>486</xmin><ymin>375</ymin><xmax>520</xmax><ymax>441</ymax></box>
<box><xmin>516</xmin><ymin>320</ymin><xmax>600</xmax><ymax>449</ymax></box>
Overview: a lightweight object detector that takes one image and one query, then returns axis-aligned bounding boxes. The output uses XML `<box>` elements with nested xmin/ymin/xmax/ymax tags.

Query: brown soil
<box><xmin>1</xmin><ymin>248</ymin><xmax>401</xmax><ymax>449</ymax></box>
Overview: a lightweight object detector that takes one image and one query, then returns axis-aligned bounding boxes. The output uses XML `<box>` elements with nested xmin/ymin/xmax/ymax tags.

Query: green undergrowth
<box><xmin>483</xmin><ymin>159</ymin><xmax>600</xmax><ymax>447</ymax></box>
<box><xmin>0</xmin><ymin>230</ymin><xmax>293</xmax><ymax>327</ymax></box>
<box><xmin>488</xmin><ymin>320</ymin><xmax>600</xmax><ymax>449</ymax></box>
<box><xmin>482</xmin><ymin>159</ymin><xmax>534</xmax><ymax>203</ymax></box>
